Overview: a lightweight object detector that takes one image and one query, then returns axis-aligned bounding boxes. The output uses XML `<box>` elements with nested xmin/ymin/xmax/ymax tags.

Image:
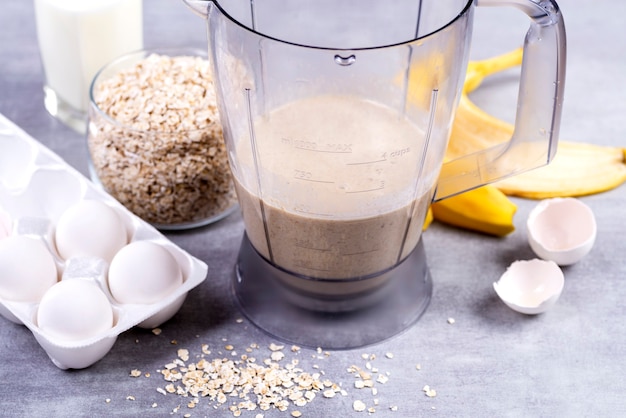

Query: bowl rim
<box><xmin>88</xmin><ymin>46</ymin><xmax>213</xmax><ymax>135</ymax></box>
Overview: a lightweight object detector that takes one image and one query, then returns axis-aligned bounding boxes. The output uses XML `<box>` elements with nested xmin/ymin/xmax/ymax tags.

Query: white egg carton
<box><xmin>0</xmin><ymin>113</ymin><xmax>208</xmax><ymax>369</ymax></box>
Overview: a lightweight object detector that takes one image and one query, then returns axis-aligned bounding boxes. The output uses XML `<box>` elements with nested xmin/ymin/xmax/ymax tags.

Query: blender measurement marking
<box><xmin>294</xmin><ymin>243</ymin><xmax>332</xmax><ymax>253</ymax></box>
<box><xmin>346</xmin><ymin>158</ymin><xmax>387</xmax><ymax>166</ymax></box>
<box><xmin>282</xmin><ymin>137</ymin><xmax>352</xmax><ymax>153</ymax></box>
<box><xmin>342</xmin><ymin>248</ymin><xmax>380</xmax><ymax>256</ymax></box>
<box><xmin>346</xmin><ymin>180</ymin><xmax>386</xmax><ymax>194</ymax></box>
<box><xmin>294</xmin><ymin>169</ymin><xmax>334</xmax><ymax>184</ymax></box>
<box><xmin>293</xmin><ymin>205</ymin><xmax>334</xmax><ymax>217</ymax></box>
<box><xmin>293</xmin><ymin>263</ymin><xmax>331</xmax><ymax>273</ymax></box>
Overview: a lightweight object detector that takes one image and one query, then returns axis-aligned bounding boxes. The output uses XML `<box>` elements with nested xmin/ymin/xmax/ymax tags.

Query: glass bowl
<box><xmin>86</xmin><ymin>47</ymin><xmax>237</xmax><ymax>230</ymax></box>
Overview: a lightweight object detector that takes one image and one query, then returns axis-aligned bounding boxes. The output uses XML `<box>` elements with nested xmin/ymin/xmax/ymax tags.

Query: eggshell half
<box><xmin>527</xmin><ymin>198</ymin><xmax>596</xmax><ymax>266</ymax></box>
<box><xmin>493</xmin><ymin>259</ymin><xmax>564</xmax><ymax>315</ymax></box>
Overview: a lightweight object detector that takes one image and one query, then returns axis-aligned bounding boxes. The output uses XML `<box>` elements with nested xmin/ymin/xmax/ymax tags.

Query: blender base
<box><xmin>233</xmin><ymin>234</ymin><xmax>432</xmax><ymax>350</ymax></box>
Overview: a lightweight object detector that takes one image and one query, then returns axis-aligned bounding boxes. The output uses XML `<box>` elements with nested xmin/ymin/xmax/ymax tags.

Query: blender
<box><xmin>184</xmin><ymin>0</ymin><xmax>566</xmax><ymax>348</ymax></box>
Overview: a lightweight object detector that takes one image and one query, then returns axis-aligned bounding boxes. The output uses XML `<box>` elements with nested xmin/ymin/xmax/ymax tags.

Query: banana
<box><xmin>422</xmin><ymin>206</ymin><xmax>434</xmax><ymax>231</ymax></box>
<box><xmin>430</xmin><ymin>185</ymin><xmax>516</xmax><ymax>236</ymax></box>
<box><xmin>447</xmin><ymin>48</ymin><xmax>626</xmax><ymax>198</ymax></box>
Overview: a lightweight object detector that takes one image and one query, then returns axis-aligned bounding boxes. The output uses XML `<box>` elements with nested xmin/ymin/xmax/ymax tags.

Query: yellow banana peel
<box><xmin>430</xmin><ymin>185</ymin><xmax>516</xmax><ymax>237</ymax></box>
<box><xmin>448</xmin><ymin>48</ymin><xmax>626</xmax><ymax>198</ymax></box>
<box><xmin>496</xmin><ymin>142</ymin><xmax>626</xmax><ymax>198</ymax></box>
<box><xmin>424</xmin><ymin>48</ymin><xmax>625</xmax><ymax>236</ymax></box>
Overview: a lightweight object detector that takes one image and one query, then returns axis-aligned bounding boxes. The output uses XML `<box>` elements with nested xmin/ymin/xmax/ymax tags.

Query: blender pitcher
<box><xmin>184</xmin><ymin>0</ymin><xmax>566</xmax><ymax>348</ymax></box>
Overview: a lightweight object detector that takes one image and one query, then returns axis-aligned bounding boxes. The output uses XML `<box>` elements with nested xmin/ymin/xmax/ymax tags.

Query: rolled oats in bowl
<box><xmin>87</xmin><ymin>48</ymin><xmax>237</xmax><ymax>230</ymax></box>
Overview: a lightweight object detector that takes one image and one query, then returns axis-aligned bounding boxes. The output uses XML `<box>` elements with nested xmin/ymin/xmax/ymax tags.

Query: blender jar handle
<box><xmin>433</xmin><ymin>0</ymin><xmax>566</xmax><ymax>201</ymax></box>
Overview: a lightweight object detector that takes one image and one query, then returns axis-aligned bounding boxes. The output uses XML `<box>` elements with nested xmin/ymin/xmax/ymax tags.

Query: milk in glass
<box><xmin>34</xmin><ymin>0</ymin><xmax>143</xmax><ymax>130</ymax></box>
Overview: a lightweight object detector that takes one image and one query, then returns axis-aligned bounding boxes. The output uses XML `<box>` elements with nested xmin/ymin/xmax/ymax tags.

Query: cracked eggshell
<box><xmin>527</xmin><ymin>198</ymin><xmax>596</xmax><ymax>266</ymax></box>
<box><xmin>493</xmin><ymin>259</ymin><xmax>564</xmax><ymax>315</ymax></box>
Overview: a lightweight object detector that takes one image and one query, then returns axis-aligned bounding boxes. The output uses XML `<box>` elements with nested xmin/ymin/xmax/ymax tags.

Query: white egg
<box><xmin>0</xmin><ymin>235</ymin><xmax>58</xmax><ymax>302</ymax></box>
<box><xmin>108</xmin><ymin>241</ymin><xmax>183</xmax><ymax>304</ymax></box>
<box><xmin>54</xmin><ymin>200</ymin><xmax>127</xmax><ymax>262</ymax></box>
<box><xmin>493</xmin><ymin>259</ymin><xmax>564</xmax><ymax>315</ymax></box>
<box><xmin>37</xmin><ymin>279</ymin><xmax>114</xmax><ymax>341</ymax></box>
<box><xmin>527</xmin><ymin>197</ymin><xmax>596</xmax><ymax>266</ymax></box>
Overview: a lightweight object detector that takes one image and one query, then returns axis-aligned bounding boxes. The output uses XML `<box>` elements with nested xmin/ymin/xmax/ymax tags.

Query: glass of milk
<box><xmin>34</xmin><ymin>0</ymin><xmax>143</xmax><ymax>133</ymax></box>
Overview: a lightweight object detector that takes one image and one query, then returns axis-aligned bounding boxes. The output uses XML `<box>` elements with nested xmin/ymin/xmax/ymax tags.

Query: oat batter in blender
<box><xmin>184</xmin><ymin>0</ymin><xmax>566</xmax><ymax>348</ymax></box>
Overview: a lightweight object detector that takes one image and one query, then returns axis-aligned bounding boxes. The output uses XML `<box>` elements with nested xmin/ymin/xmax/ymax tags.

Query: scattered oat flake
<box><xmin>178</xmin><ymin>348</ymin><xmax>190</xmax><ymax>361</ymax></box>
<box><xmin>129</xmin><ymin>369</ymin><xmax>142</xmax><ymax>377</ymax></box>
<box><xmin>152</xmin><ymin>403</ymin><xmax>158</xmax><ymax>408</ymax></box>
<box><xmin>423</xmin><ymin>385</ymin><xmax>437</xmax><ymax>397</ymax></box>
<box><xmin>390</xmin><ymin>405</ymin><xmax>398</xmax><ymax>411</ymax></box>
<box><xmin>353</xmin><ymin>400</ymin><xmax>367</xmax><ymax>412</ymax></box>
<box><xmin>376</xmin><ymin>374</ymin><xmax>389</xmax><ymax>384</ymax></box>
<box><xmin>152</xmin><ymin>328</ymin><xmax>162</xmax><ymax>335</ymax></box>
<box><xmin>359</xmin><ymin>371</ymin><xmax>371</xmax><ymax>380</ymax></box>
<box><xmin>416</xmin><ymin>364</ymin><xmax>421</xmax><ymax>370</ymax></box>
<box><xmin>156</xmin><ymin>343</ymin><xmax>342</xmax><ymax>417</ymax></box>
<box><xmin>236</xmin><ymin>318</ymin><xmax>244</xmax><ymax>323</ymax></box>
<box><xmin>126</xmin><ymin>396</ymin><xmax>135</xmax><ymax>401</ymax></box>
<box><xmin>105</xmin><ymin>399</ymin><xmax>111</xmax><ymax>404</ymax></box>
<box><xmin>448</xmin><ymin>317</ymin><xmax>456</xmax><ymax>324</ymax></box>
<box><xmin>291</xmin><ymin>411</ymin><xmax>302</xmax><ymax>417</ymax></box>
<box><xmin>269</xmin><ymin>342</ymin><xmax>284</xmax><ymax>351</ymax></box>
<box><xmin>385</xmin><ymin>352</ymin><xmax>394</xmax><ymax>359</ymax></box>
